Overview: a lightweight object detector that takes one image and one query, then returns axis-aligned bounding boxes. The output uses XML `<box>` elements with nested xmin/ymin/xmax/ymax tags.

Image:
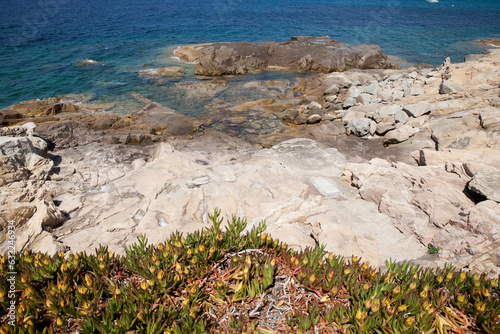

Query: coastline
<box><xmin>1</xmin><ymin>39</ymin><xmax>500</xmax><ymax>276</ymax></box>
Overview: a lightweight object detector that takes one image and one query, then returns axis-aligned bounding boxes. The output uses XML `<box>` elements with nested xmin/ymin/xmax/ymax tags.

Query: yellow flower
<box><xmin>371</xmin><ymin>299</ymin><xmax>380</xmax><ymax>312</ymax></box>
<box><xmin>270</xmin><ymin>258</ymin><xmax>276</xmax><ymax>266</ymax></box>
<box><xmin>405</xmin><ymin>316</ymin><xmax>415</xmax><ymax>327</ymax></box>
<box><xmin>199</xmin><ymin>245</ymin><xmax>205</xmax><ymax>252</ymax></box>
<box><xmin>78</xmin><ymin>286</ymin><xmax>88</xmax><ymax>295</ymax></box>
<box><xmin>398</xmin><ymin>304</ymin><xmax>408</xmax><ymax>312</ymax></box>
<box><xmin>355</xmin><ymin>309</ymin><xmax>365</xmax><ymax>321</ymax></box>
<box><xmin>393</xmin><ymin>285</ymin><xmax>401</xmax><ymax>294</ymax></box>
<box><xmin>344</xmin><ymin>268</ymin><xmax>351</xmax><ymax>275</ymax></box>
<box><xmin>459</xmin><ymin>272</ymin><xmax>466</xmax><ymax>282</ymax></box>
<box><xmin>364</xmin><ymin>299</ymin><xmax>372</xmax><ymax>310</ymax></box>
<box><xmin>309</xmin><ymin>274</ymin><xmax>316</xmax><ymax>284</ymax></box>
<box><xmin>437</xmin><ymin>275</ymin><xmax>443</xmax><ymax>284</ymax></box>
<box><xmin>140</xmin><ymin>280</ymin><xmax>148</xmax><ymax>290</ymax></box>
<box><xmin>409</xmin><ymin>282</ymin><xmax>417</xmax><ymax>290</ymax></box>
<box><xmin>157</xmin><ymin>270</ymin><xmax>164</xmax><ymax>280</ymax></box>
<box><xmin>85</xmin><ymin>274</ymin><xmax>92</xmax><ymax>287</ymax></box>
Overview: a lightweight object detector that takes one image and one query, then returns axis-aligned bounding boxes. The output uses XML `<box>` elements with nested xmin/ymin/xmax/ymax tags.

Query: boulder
<box><xmin>468</xmin><ymin>166</ymin><xmax>500</xmax><ymax>202</ymax></box>
<box><xmin>306</xmin><ymin>114</ymin><xmax>322</xmax><ymax>124</ymax></box>
<box><xmin>376</xmin><ymin>117</ymin><xmax>396</xmax><ymax>135</ymax></box>
<box><xmin>439</xmin><ymin>80</ymin><xmax>465</xmax><ymax>94</ymax></box>
<box><xmin>394</xmin><ymin>109</ymin><xmax>409</xmax><ymax>124</ymax></box>
<box><xmin>355</xmin><ymin>93</ymin><xmax>372</xmax><ymax>105</ymax></box>
<box><xmin>429</xmin><ymin>110</ymin><xmax>482</xmax><ymax>150</ymax></box>
<box><xmin>403</xmin><ymin>102</ymin><xmax>433</xmax><ymax>118</ymax></box>
<box><xmin>346</xmin><ymin>118</ymin><xmax>376</xmax><ymax>137</ymax></box>
<box><xmin>342</xmin><ymin>97</ymin><xmax>356</xmax><ymax>109</ymax></box>
<box><xmin>0</xmin><ymin>136</ymin><xmax>52</xmax><ymax>186</ymax></box>
<box><xmin>383</xmin><ymin>124</ymin><xmax>418</xmax><ymax>144</ymax></box>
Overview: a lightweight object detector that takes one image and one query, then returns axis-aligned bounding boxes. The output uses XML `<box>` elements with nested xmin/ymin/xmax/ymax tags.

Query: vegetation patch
<box><xmin>1</xmin><ymin>209</ymin><xmax>499</xmax><ymax>333</ymax></box>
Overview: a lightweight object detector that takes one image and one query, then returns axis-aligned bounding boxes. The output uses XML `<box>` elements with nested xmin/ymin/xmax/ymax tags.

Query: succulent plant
<box><xmin>1</xmin><ymin>209</ymin><xmax>499</xmax><ymax>333</ymax></box>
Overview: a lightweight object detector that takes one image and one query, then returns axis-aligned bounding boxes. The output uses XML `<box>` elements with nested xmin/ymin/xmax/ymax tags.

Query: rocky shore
<box><xmin>174</xmin><ymin>36</ymin><xmax>398</xmax><ymax>75</ymax></box>
<box><xmin>1</xmin><ymin>39</ymin><xmax>500</xmax><ymax>275</ymax></box>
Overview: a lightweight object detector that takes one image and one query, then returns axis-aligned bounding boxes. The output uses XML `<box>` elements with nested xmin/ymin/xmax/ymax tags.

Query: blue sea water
<box><xmin>0</xmin><ymin>0</ymin><xmax>499</xmax><ymax>112</ymax></box>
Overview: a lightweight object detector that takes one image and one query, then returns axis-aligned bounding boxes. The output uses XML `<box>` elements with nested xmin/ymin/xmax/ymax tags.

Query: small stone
<box><xmin>361</xmin><ymin>82</ymin><xmax>379</xmax><ymax>95</ymax></box>
<box><xmin>425</xmin><ymin>77</ymin><xmax>441</xmax><ymax>85</ymax></box>
<box><xmin>342</xmin><ymin>97</ymin><xmax>356</xmax><ymax>109</ymax></box>
<box><xmin>309</xmin><ymin>177</ymin><xmax>342</xmax><ymax>198</ymax></box>
<box><xmin>325</xmin><ymin>95</ymin><xmax>337</xmax><ymax>103</ymax></box>
<box><xmin>346</xmin><ymin>118</ymin><xmax>377</xmax><ymax>137</ymax></box>
<box><xmin>383</xmin><ymin>124</ymin><xmax>418</xmax><ymax>144</ymax></box>
<box><xmin>308</xmin><ymin>101</ymin><xmax>322</xmax><ymax>110</ymax></box>
<box><xmin>394</xmin><ymin>109</ymin><xmax>409</xmax><ymax>124</ymax></box>
<box><xmin>376</xmin><ymin>117</ymin><xmax>396</xmax><ymax>135</ymax></box>
<box><xmin>306</xmin><ymin>114</ymin><xmax>322</xmax><ymax>124</ymax></box>
<box><xmin>325</xmin><ymin>84</ymin><xmax>339</xmax><ymax>95</ymax></box>
<box><xmin>409</xmin><ymin>86</ymin><xmax>424</xmax><ymax>96</ymax></box>
<box><xmin>439</xmin><ymin>81</ymin><xmax>465</xmax><ymax>94</ymax></box>
<box><xmin>388</xmin><ymin>74</ymin><xmax>402</xmax><ymax>81</ymax></box>
<box><xmin>356</xmin><ymin>93</ymin><xmax>372</xmax><ymax>105</ymax></box>
<box><xmin>403</xmin><ymin>102</ymin><xmax>433</xmax><ymax>118</ymax></box>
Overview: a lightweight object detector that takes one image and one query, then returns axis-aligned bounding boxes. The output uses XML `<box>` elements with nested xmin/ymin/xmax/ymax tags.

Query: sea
<box><xmin>0</xmin><ymin>0</ymin><xmax>499</xmax><ymax>114</ymax></box>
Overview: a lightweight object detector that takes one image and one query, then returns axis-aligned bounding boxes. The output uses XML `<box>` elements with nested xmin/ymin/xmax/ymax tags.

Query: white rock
<box><xmin>309</xmin><ymin>177</ymin><xmax>342</xmax><ymax>198</ymax></box>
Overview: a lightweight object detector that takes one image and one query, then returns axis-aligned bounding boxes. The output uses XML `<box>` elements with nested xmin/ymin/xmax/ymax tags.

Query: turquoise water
<box><xmin>0</xmin><ymin>0</ymin><xmax>499</xmax><ymax>112</ymax></box>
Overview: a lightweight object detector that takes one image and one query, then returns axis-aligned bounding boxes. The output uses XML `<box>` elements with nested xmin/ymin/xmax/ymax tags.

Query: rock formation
<box><xmin>175</xmin><ymin>36</ymin><xmax>398</xmax><ymax>75</ymax></box>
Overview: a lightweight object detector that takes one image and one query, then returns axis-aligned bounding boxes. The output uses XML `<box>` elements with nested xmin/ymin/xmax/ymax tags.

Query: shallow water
<box><xmin>1</xmin><ymin>0</ymin><xmax>499</xmax><ymax>112</ymax></box>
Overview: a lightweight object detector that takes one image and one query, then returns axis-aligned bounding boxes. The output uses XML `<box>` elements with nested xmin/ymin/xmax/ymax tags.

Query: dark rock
<box><xmin>180</xmin><ymin>36</ymin><xmax>397</xmax><ymax>76</ymax></box>
<box><xmin>0</xmin><ymin>109</ymin><xmax>25</xmax><ymax>126</ymax></box>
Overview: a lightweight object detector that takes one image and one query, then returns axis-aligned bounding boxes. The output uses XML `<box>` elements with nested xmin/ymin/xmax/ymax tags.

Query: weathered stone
<box><xmin>307</xmin><ymin>101</ymin><xmax>322</xmax><ymax>110</ymax></box>
<box><xmin>306</xmin><ymin>114</ymin><xmax>322</xmax><ymax>124</ymax></box>
<box><xmin>176</xmin><ymin>36</ymin><xmax>397</xmax><ymax>75</ymax></box>
<box><xmin>342</xmin><ymin>96</ymin><xmax>356</xmax><ymax>109</ymax></box>
<box><xmin>468</xmin><ymin>166</ymin><xmax>500</xmax><ymax>202</ymax></box>
<box><xmin>346</xmin><ymin>118</ymin><xmax>376</xmax><ymax>137</ymax></box>
<box><xmin>403</xmin><ymin>102</ymin><xmax>433</xmax><ymax>118</ymax></box>
<box><xmin>383</xmin><ymin>124</ymin><xmax>418</xmax><ymax>144</ymax></box>
<box><xmin>394</xmin><ymin>109</ymin><xmax>409</xmax><ymax>124</ymax></box>
<box><xmin>439</xmin><ymin>80</ymin><xmax>465</xmax><ymax>94</ymax></box>
<box><xmin>376</xmin><ymin>117</ymin><xmax>396</xmax><ymax>135</ymax></box>
<box><xmin>355</xmin><ymin>93</ymin><xmax>372</xmax><ymax>105</ymax></box>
